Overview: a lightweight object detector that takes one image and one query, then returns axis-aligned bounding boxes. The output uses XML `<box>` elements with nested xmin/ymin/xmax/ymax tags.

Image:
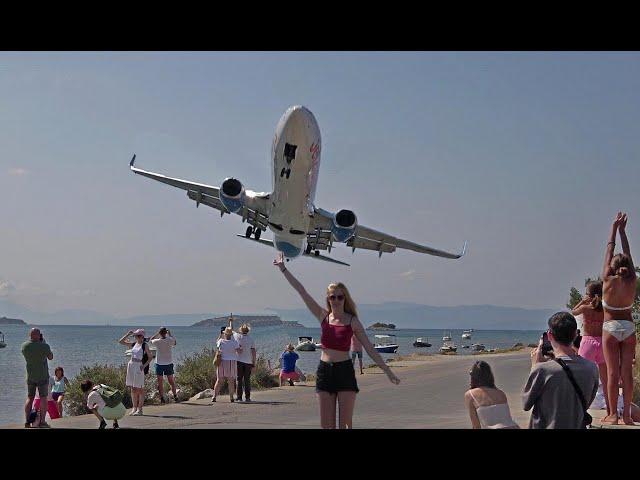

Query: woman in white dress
<box><xmin>119</xmin><ymin>328</ymin><xmax>153</xmax><ymax>415</ymax></box>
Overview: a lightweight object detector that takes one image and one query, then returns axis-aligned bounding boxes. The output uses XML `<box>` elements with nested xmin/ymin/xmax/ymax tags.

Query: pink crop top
<box><xmin>320</xmin><ymin>314</ymin><xmax>354</xmax><ymax>351</ymax></box>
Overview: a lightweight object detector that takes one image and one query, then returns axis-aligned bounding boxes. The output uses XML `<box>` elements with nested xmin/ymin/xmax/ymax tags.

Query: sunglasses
<box><xmin>328</xmin><ymin>294</ymin><xmax>345</xmax><ymax>301</ymax></box>
<box><xmin>135</xmin><ymin>334</ymin><xmax>144</xmax><ymax>338</ymax></box>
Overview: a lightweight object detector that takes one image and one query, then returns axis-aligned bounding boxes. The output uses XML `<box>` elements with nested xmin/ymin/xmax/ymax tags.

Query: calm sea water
<box><xmin>0</xmin><ymin>324</ymin><xmax>540</xmax><ymax>426</ymax></box>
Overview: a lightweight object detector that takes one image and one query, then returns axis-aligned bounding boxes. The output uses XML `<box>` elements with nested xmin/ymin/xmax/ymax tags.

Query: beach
<box><xmin>2</xmin><ymin>349</ymin><xmax>537</xmax><ymax>429</ymax></box>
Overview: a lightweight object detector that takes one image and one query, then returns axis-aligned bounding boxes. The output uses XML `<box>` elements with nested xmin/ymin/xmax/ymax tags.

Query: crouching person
<box><xmin>81</xmin><ymin>380</ymin><xmax>126</xmax><ymax>429</ymax></box>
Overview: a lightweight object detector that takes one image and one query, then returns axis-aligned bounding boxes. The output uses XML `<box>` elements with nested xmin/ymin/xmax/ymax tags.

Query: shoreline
<box><xmin>1</xmin><ymin>349</ymin><xmax>535</xmax><ymax>429</ymax></box>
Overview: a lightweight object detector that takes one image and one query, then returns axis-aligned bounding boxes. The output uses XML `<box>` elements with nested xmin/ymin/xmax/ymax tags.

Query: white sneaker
<box><xmin>136</xmin><ymin>408</ymin><xmax>144</xmax><ymax>416</ymax></box>
<box><xmin>128</xmin><ymin>409</ymin><xmax>138</xmax><ymax>416</ymax></box>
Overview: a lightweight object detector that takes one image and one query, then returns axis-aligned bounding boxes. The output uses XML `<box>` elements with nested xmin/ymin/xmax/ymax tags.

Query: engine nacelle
<box><xmin>220</xmin><ymin>178</ymin><xmax>245</xmax><ymax>213</ymax></box>
<box><xmin>332</xmin><ymin>209</ymin><xmax>357</xmax><ymax>242</ymax></box>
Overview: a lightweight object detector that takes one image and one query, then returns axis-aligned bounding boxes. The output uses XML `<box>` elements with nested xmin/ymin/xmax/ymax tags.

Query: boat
<box><xmin>0</xmin><ymin>331</ymin><xmax>6</xmax><ymax>348</ymax></box>
<box><xmin>374</xmin><ymin>334</ymin><xmax>399</xmax><ymax>353</ymax></box>
<box><xmin>462</xmin><ymin>345</ymin><xmax>470</xmax><ymax>349</ymax></box>
<box><xmin>461</xmin><ymin>329</ymin><xmax>473</xmax><ymax>339</ymax></box>
<box><xmin>442</xmin><ymin>331</ymin><xmax>452</xmax><ymax>341</ymax></box>
<box><xmin>412</xmin><ymin>337</ymin><xmax>431</xmax><ymax>348</ymax></box>
<box><xmin>440</xmin><ymin>341</ymin><xmax>457</xmax><ymax>354</ymax></box>
<box><xmin>472</xmin><ymin>343</ymin><xmax>485</xmax><ymax>351</ymax></box>
<box><xmin>314</xmin><ymin>342</ymin><xmax>323</xmax><ymax>349</ymax></box>
<box><xmin>295</xmin><ymin>336</ymin><xmax>316</xmax><ymax>352</ymax></box>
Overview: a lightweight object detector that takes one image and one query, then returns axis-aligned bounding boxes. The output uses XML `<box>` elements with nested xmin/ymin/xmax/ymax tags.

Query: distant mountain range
<box><xmin>0</xmin><ymin>298</ymin><xmax>557</xmax><ymax>330</ymax></box>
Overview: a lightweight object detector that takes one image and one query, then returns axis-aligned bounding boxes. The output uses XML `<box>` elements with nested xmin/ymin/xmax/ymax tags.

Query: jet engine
<box><xmin>219</xmin><ymin>178</ymin><xmax>245</xmax><ymax>213</ymax></box>
<box><xmin>332</xmin><ymin>209</ymin><xmax>357</xmax><ymax>242</ymax></box>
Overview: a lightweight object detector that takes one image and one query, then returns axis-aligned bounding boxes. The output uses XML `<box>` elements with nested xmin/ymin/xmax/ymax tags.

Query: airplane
<box><xmin>130</xmin><ymin>105</ymin><xmax>467</xmax><ymax>267</ymax></box>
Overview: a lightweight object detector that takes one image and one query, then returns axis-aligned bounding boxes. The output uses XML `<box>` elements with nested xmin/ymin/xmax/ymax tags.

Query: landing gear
<box><xmin>305</xmin><ymin>243</ymin><xmax>312</xmax><ymax>254</ymax></box>
<box><xmin>254</xmin><ymin>228</ymin><xmax>261</xmax><ymax>240</ymax></box>
<box><xmin>245</xmin><ymin>226</ymin><xmax>253</xmax><ymax>238</ymax></box>
<box><xmin>285</xmin><ymin>169</ymin><xmax>291</xmax><ymax>179</ymax></box>
<box><xmin>314</xmin><ymin>250</ymin><xmax>320</xmax><ymax>256</ymax></box>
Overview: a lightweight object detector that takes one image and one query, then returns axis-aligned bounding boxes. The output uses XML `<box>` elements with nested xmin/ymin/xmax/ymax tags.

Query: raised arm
<box><xmin>119</xmin><ymin>330</ymin><xmax>134</xmax><ymax>347</ymax></box>
<box><xmin>149</xmin><ymin>330</ymin><xmax>161</xmax><ymax>341</ymax></box>
<box><xmin>571</xmin><ymin>297</ymin><xmax>592</xmax><ymax>317</ymax></box>
<box><xmin>602</xmin><ymin>213</ymin><xmax>621</xmax><ymax>279</ymax></box>
<box><xmin>273</xmin><ymin>253</ymin><xmax>326</xmax><ymax>322</ymax></box>
<box><xmin>351</xmin><ymin>317</ymin><xmax>400</xmax><ymax>385</ymax></box>
<box><xmin>618</xmin><ymin>213</ymin><xmax>635</xmax><ymax>271</ymax></box>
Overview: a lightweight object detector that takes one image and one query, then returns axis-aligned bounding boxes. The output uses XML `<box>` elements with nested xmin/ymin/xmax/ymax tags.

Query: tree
<box><xmin>567</xmin><ymin>287</ymin><xmax>582</xmax><ymax>310</ymax></box>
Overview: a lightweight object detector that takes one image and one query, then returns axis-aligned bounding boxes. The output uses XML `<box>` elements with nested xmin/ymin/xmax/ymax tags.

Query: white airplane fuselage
<box><xmin>268</xmin><ymin>105</ymin><xmax>321</xmax><ymax>258</ymax></box>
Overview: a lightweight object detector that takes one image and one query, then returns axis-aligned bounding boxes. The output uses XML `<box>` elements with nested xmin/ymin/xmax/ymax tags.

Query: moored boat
<box><xmin>374</xmin><ymin>334</ymin><xmax>399</xmax><ymax>353</ymax></box>
<box><xmin>413</xmin><ymin>337</ymin><xmax>431</xmax><ymax>347</ymax></box>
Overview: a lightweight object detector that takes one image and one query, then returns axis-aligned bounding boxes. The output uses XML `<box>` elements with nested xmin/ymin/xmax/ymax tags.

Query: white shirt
<box><xmin>216</xmin><ymin>337</ymin><xmax>240</xmax><ymax>361</ymax></box>
<box><xmin>87</xmin><ymin>388</ymin><xmax>106</xmax><ymax>410</ymax></box>
<box><xmin>233</xmin><ymin>332</ymin><xmax>255</xmax><ymax>365</ymax></box>
<box><xmin>151</xmin><ymin>336</ymin><xmax>176</xmax><ymax>365</ymax></box>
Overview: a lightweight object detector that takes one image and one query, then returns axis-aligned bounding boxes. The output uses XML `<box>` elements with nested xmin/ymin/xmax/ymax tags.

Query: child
<box><xmin>80</xmin><ymin>380</ymin><xmax>126</xmax><ymax>429</ymax></box>
<box><xmin>52</xmin><ymin>367</ymin><xmax>71</xmax><ymax>417</ymax></box>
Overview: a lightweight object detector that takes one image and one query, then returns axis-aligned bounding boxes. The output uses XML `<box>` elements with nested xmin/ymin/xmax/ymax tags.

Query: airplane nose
<box><xmin>275</xmin><ymin>240</ymin><xmax>302</xmax><ymax>258</ymax></box>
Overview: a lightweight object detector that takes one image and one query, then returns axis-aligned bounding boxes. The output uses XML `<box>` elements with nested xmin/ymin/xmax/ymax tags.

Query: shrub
<box><xmin>174</xmin><ymin>347</ymin><xmax>217</xmax><ymax>398</ymax></box>
<box><xmin>65</xmin><ymin>363</ymin><xmax>132</xmax><ymax>416</ymax></box>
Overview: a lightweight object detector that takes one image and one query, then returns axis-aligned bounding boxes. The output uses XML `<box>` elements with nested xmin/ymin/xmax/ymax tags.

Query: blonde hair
<box><xmin>240</xmin><ymin>324</ymin><xmax>250</xmax><ymax>334</ymax></box>
<box><xmin>325</xmin><ymin>282</ymin><xmax>359</xmax><ymax>318</ymax></box>
<box><xmin>287</xmin><ymin>343</ymin><xmax>295</xmax><ymax>351</ymax></box>
<box><xmin>224</xmin><ymin>327</ymin><xmax>233</xmax><ymax>339</ymax></box>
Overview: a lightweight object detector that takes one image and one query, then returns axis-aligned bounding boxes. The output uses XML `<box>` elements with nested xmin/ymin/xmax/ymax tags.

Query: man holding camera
<box><xmin>523</xmin><ymin>312</ymin><xmax>599</xmax><ymax>429</ymax></box>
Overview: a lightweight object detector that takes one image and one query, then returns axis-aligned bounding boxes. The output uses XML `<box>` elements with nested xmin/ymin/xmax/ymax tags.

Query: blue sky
<box><xmin>1</xmin><ymin>52</ymin><xmax>638</xmax><ymax>318</ymax></box>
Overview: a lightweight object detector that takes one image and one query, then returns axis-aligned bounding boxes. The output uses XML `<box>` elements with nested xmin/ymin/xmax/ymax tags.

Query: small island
<box><xmin>191</xmin><ymin>315</ymin><xmax>303</xmax><ymax>328</ymax></box>
<box><xmin>0</xmin><ymin>316</ymin><xmax>26</xmax><ymax>325</ymax></box>
<box><xmin>366</xmin><ymin>322</ymin><xmax>396</xmax><ymax>331</ymax></box>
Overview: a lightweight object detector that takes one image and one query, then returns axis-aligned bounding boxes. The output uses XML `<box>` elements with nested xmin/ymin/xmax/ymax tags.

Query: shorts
<box><xmin>315</xmin><ymin>359</ymin><xmax>359</xmax><ymax>394</ymax></box>
<box><xmin>27</xmin><ymin>379</ymin><xmax>49</xmax><ymax>398</ymax></box>
<box><xmin>217</xmin><ymin>359</ymin><xmax>237</xmax><ymax>379</ymax></box>
<box><xmin>280</xmin><ymin>371</ymin><xmax>300</xmax><ymax>381</ymax></box>
<box><xmin>578</xmin><ymin>335</ymin><xmax>605</xmax><ymax>365</ymax></box>
<box><xmin>51</xmin><ymin>392</ymin><xmax>64</xmax><ymax>401</ymax></box>
<box><xmin>126</xmin><ymin>360</ymin><xmax>145</xmax><ymax>388</ymax></box>
<box><xmin>155</xmin><ymin>363</ymin><xmax>174</xmax><ymax>376</ymax></box>
<box><xmin>98</xmin><ymin>402</ymin><xmax>126</xmax><ymax>421</ymax></box>
<box><xmin>351</xmin><ymin>350</ymin><xmax>363</xmax><ymax>359</ymax></box>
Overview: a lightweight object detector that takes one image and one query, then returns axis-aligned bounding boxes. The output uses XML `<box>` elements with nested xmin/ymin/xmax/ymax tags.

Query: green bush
<box><xmin>65</xmin><ymin>349</ymin><xmax>281</xmax><ymax>416</ymax></box>
<box><xmin>65</xmin><ymin>363</ymin><xmax>131</xmax><ymax>416</ymax></box>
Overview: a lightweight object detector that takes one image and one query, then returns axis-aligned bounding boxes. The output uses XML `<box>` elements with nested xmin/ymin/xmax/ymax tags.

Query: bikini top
<box><xmin>602</xmin><ymin>299</ymin><xmax>634</xmax><ymax>311</ymax></box>
<box><xmin>320</xmin><ymin>314</ymin><xmax>354</xmax><ymax>352</ymax></box>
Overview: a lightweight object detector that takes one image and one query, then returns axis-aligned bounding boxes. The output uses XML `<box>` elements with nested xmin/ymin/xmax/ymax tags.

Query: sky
<box><xmin>1</xmin><ymin>51</ymin><xmax>639</xmax><ymax>319</ymax></box>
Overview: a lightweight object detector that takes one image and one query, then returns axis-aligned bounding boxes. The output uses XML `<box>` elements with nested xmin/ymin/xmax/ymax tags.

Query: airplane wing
<box><xmin>309</xmin><ymin>207</ymin><xmax>467</xmax><ymax>259</ymax></box>
<box><xmin>129</xmin><ymin>155</ymin><xmax>270</xmax><ymax>230</ymax></box>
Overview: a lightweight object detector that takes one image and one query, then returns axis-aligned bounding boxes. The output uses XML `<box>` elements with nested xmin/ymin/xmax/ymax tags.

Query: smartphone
<box><xmin>541</xmin><ymin>332</ymin><xmax>553</xmax><ymax>357</ymax></box>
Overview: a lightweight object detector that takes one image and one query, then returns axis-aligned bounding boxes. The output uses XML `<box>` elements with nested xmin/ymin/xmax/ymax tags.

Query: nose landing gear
<box><xmin>245</xmin><ymin>226</ymin><xmax>262</xmax><ymax>240</ymax></box>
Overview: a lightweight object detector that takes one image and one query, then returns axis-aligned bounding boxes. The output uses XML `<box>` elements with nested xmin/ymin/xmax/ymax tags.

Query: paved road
<box><xmin>3</xmin><ymin>350</ymin><xmax>536</xmax><ymax>429</ymax></box>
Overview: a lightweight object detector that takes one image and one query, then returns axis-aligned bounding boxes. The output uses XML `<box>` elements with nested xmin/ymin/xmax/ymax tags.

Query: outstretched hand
<box><xmin>273</xmin><ymin>252</ymin><xmax>286</xmax><ymax>271</ymax></box>
<box><xmin>613</xmin><ymin>211</ymin><xmax>624</xmax><ymax>230</ymax></box>
<box><xmin>619</xmin><ymin>212</ymin><xmax>628</xmax><ymax>232</ymax></box>
<box><xmin>387</xmin><ymin>370</ymin><xmax>401</xmax><ymax>385</ymax></box>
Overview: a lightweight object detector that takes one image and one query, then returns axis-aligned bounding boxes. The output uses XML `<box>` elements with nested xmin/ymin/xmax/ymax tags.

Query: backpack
<box><xmin>96</xmin><ymin>384</ymin><xmax>123</xmax><ymax>408</ymax></box>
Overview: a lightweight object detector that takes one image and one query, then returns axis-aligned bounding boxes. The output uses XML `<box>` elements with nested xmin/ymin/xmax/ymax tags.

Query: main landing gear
<box><xmin>245</xmin><ymin>226</ymin><xmax>261</xmax><ymax>240</ymax></box>
<box><xmin>280</xmin><ymin>167</ymin><xmax>291</xmax><ymax>179</ymax></box>
<box><xmin>304</xmin><ymin>243</ymin><xmax>319</xmax><ymax>256</ymax></box>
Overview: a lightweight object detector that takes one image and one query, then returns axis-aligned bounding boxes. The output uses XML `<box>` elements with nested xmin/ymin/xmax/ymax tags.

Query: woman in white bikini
<box><xmin>601</xmin><ymin>212</ymin><xmax>637</xmax><ymax>425</ymax></box>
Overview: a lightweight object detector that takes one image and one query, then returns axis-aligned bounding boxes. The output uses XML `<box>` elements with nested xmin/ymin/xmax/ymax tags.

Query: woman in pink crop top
<box><xmin>274</xmin><ymin>253</ymin><xmax>400</xmax><ymax>429</ymax></box>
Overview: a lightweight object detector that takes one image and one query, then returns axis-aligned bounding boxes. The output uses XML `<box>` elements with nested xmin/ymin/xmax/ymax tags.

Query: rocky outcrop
<box><xmin>190</xmin><ymin>388</ymin><xmax>215</xmax><ymax>401</ymax></box>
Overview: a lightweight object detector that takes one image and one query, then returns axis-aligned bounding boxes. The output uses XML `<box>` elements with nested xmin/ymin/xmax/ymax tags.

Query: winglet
<box><xmin>129</xmin><ymin>154</ymin><xmax>136</xmax><ymax>168</ymax></box>
<box><xmin>459</xmin><ymin>240</ymin><xmax>468</xmax><ymax>258</ymax></box>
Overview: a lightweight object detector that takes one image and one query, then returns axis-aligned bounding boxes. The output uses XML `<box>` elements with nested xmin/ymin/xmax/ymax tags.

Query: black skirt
<box><xmin>315</xmin><ymin>359</ymin><xmax>359</xmax><ymax>394</ymax></box>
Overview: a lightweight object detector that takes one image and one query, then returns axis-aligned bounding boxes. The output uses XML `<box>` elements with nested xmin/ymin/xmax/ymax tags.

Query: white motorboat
<box><xmin>374</xmin><ymin>335</ymin><xmax>399</xmax><ymax>353</ymax></box>
<box><xmin>442</xmin><ymin>331</ymin><xmax>452</xmax><ymax>341</ymax></box>
<box><xmin>295</xmin><ymin>336</ymin><xmax>316</xmax><ymax>352</ymax></box>
<box><xmin>461</xmin><ymin>329</ymin><xmax>473</xmax><ymax>339</ymax></box>
<box><xmin>471</xmin><ymin>343</ymin><xmax>485</xmax><ymax>352</ymax></box>
<box><xmin>440</xmin><ymin>341</ymin><xmax>457</xmax><ymax>354</ymax></box>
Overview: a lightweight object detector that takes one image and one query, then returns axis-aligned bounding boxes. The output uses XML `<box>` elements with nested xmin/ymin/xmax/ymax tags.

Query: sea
<box><xmin>0</xmin><ymin>323</ymin><xmax>541</xmax><ymax>426</ymax></box>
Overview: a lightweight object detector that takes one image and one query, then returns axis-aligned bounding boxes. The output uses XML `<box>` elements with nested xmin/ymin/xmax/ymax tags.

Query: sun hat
<box><xmin>133</xmin><ymin>328</ymin><xmax>145</xmax><ymax>336</ymax></box>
